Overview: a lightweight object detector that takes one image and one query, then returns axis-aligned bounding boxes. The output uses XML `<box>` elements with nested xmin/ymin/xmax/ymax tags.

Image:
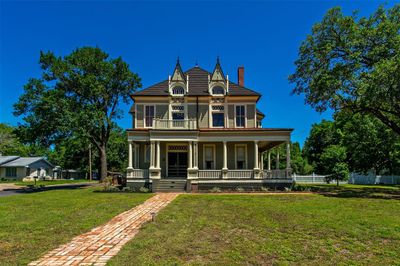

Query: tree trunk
<box><xmin>99</xmin><ymin>144</ymin><xmax>107</xmax><ymax>181</ymax></box>
<box><xmin>336</xmin><ymin>178</ymin><xmax>339</xmax><ymax>186</ymax></box>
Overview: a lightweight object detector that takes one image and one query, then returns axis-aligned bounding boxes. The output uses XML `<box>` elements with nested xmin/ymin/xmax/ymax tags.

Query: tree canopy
<box><xmin>14</xmin><ymin>47</ymin><xmax>141</xmax><ymax>180</ymax></box>
<box><xmin>290</xmin><ymin>5</ymin><xmax>400</xmax><ymax>134</ymax></box>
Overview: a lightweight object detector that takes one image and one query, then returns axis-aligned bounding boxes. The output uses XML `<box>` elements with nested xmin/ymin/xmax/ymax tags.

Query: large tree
<box><xmin>290</xmin><ymin>5</ymin><xmax>400</xmax><ymax>134</ymax></box>
<box><xmin>14</xmin><ymin>47</ymin><xmax>141</xmax><ymax>180</ymax></box>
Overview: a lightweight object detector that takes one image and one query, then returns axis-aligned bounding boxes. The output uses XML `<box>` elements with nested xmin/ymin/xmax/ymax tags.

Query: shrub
<box><xmin>235</xmin><ymin>187</ymin><xmax>245</xmax><ymax>192</ymax></box>
<box><xmin>284</xmin><ymin>187</ymin><xmax>292</xmax><ymax>192</ymax></box>
<box><xmin>139</xmin><ymin>187</ymin><xmax>150</xmax><ymax>193</ymax></box>
<box><xmin>261</xmin><ymin>186</ymin><xmax>269</xmax><ymax>192</ymax></box>
<box><xmin>210</xmin><ymin>187</ymin><xmax>221</xmax><ymax>193</ymax></box>
<box><xmin>122</xmin><ymin>187</ymin><xmax>135</xmax><ymax>192</ymax></box>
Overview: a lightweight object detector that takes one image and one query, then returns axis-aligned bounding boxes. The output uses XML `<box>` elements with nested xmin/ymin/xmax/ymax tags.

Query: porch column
<box><xmin>193</xmin><ymin>141</ymin><xmax>198</xmax><ymax>168</ymax></box>
<box><xmin>188</xmin><ymin>141</ymin><xmax>193</xmax><ymax>169</ymax></box>
<box><xmin>150</xmin><ymin>141</ymin><xmax>155</xmax><ymax>168</ymax></box>
<box><xmin>254</xmin><ymin>141</ymin><xmax>259</xmax><ymax>169</ymax></box>
<box><xmin>223</xmin><ymin>141</ymin><xmax>227</xmax><ymax>170</ymax></box>
<box><xmin>128</xmin><ymin>141</ymin><xmax>133</xmax><ymax>169</ymax></box>
<box><xmin>276</xmin><ymin>147</ymin><xmax>280</xmax><ymax>170</ymax></box>
<box><xmin>267</xmin><ymin>151</ymin><xmax>271</xmax><ymax>170</ymax></box>
<box><xmin>156</xmin><ymin>141</ymin><xmax>160</xmax><ymax>169</ymax></box>
<box><xmin>260</xmin><ymin>153</ymin><xmax>264</xmax><ymax>170</ymax></box>
<box><xmin>134</xmin><ymin>143</ymin><xmax>139</xmax><ymax>168</ymax></box>
<box><xmin>286</xmin><ymin>142</ymin><xmax>291</xmax><ymax>170</ymax></box>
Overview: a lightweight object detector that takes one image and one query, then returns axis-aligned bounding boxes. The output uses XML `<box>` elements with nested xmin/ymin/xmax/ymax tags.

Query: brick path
<box><xmin>29</xmin><ymin>193</ymin><xmax>180</xmax><ymax>266</ymax></box>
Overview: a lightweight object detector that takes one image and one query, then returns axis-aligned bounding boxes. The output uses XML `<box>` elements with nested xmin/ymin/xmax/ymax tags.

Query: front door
<box><xmin>167</xmin><ymin>152</ymin><xmax>188</xmax><ymax>178</ymax></box>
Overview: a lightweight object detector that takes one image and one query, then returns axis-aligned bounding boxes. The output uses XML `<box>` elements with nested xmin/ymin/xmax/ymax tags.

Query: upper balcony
<box><xmin>153</xmin><ymin>119</ymin><xmax>197</xmax><ymax>130</ymax></box>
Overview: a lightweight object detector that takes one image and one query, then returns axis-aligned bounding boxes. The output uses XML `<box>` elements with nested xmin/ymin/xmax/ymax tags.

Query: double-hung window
<box><xmin>212</xmin><ymin>105</ymin><xmax>225</xmax><ymax>127</ymax></box>
<box><xmin>6</xmin><ymin>167</ymin><xmax>17</xmax><ymax>177</ymax></box>
<box><xmin>235</xmin><ymin>145</ymin><xmax>247</xmax><ymax>169</ymax></box>
<box><xmin>145</xmin><ymin>105</ymin><xmax>155</xmax><ymax>127</ymax></box>
<box><xmin>235</xmin><ymin>105</ymin><xmax>246</xmax><ymax>128</ymax></box>
<box><xmin>204</xmin><ymin>145</ymin><xmax>215</xmax><ymax>169</ymax></box>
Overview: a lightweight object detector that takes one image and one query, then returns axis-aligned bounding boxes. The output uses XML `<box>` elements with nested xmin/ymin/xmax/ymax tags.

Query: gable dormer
<box><xmin>209</xmin><ymin>57</ymin><xmax>229</xmax><ymax>96</ymax></box>
<box><xmin>169</xmin><ymin>58</ymin><xmax>188</xmax><ymax>96</ymax></box>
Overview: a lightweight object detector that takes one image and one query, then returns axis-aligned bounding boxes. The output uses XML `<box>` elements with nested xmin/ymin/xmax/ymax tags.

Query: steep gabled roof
<box><xmin>132</xmin><ymin>66</ymin><xmax>260</xmax><ymax>97</ymax></box>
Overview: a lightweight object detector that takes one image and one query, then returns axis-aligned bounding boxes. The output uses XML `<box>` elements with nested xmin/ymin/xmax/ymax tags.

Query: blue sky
<box><xmin>0</xmin><ymin>1</ymin><xmax>393</xmax><ymax>145</ymax></box>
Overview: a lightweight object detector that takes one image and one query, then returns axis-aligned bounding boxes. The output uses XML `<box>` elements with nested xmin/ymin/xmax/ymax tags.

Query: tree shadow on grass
<box><xmin>0</xmin><ymin>183</ymin><xmax>95</xmax><ymax>197</ymax></box>
<box><xmin>315</xmin><ymin>186</ymin><xmax>400</xmax><ymax>200</ymax></box>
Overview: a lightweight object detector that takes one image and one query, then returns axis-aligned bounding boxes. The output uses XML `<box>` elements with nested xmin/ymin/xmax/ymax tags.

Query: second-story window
<box><xmin>211</xmin><ymin>105</ymin><xmax>224</xmax><ymax>127</ymax></box>
<box><xmin>172</xmin><ymin>86</ymin><xmax>185</xmax><ymax>95</ymax></box>
<box><xmin>145</xmin><ymin>105</ymin><xmax>155</xmax><ymax>127</ymax></box>
<box><xmin>171</xmin><ymin>105</ymin><xmax>184</xmax><ymax>120</ymax></box>
<box><xmin>235</xmin><ymin>105</ymin><xmax>246</xmax><ymax>127</ymax></box>
<box><xmin>212</xmin><ymin>86</ymin><xmax>225</xmax><ymax>95</ymax></box>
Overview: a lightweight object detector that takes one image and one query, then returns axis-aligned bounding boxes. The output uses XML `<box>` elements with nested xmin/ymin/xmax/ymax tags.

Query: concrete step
<box><xmin>153</xmin><ymin>179</ymin><xmax>187</xmax><ymax>192</ymax></box>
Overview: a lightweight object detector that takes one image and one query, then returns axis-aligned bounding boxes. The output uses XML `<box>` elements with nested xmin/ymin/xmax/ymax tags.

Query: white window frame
<box><xmin>211</xmin><ymin>105</ymin><xmax>225</xmax><ymax>128</ymax></box>
<box><xmin>211</xmin><ymin>85</ymin><xmax>225</xmax><ymax>96</ymax></box>
<box><xmin>171</xmin><ymin>104</ymin><xmax>185</xmax><ymax>120</ymax></box>
<box><xmin>171</xmin><ymin>86</ymin><xmax>185</xmax><ymax>96</ymax></box>
<box><xmin>234</xmin><ymin>105</ymin><xmax>247</xmax><ymax>128</ymax></box>
<box><xmin>144</xmin><ymin>105</ymin><xmax>156</xmax><ymax>128</ymax></box>
<box><xmin>234</xmin><ymin>144</ymin><xmax>248</xmax><ymax>169</ymax></box>
<box><xmin>203</xmin><ymin>144</ymin><xmax>216</xmax><ymax>170</ymax></box>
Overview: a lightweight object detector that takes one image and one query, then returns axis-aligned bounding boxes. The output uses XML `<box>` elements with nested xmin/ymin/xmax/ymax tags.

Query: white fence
<box><xmin>293</xmin><ymin>173</ymin><xmax>330</xmax><ymax>184</ymax></box>
<box><xmin>348</xmin><ymin>173</ymin><xmax>400</xmax><ymax>185</ymax></box>
<box><xmin>293</xmin><ymin>172</ymin><xmax>400</xmax><ymax>185</ymax></box>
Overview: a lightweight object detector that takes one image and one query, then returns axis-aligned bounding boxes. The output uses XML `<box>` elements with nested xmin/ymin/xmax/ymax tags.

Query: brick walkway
<box><xmin>29</xmin><ymin>193</ymin><xmax>180</xmax><ymax>266</ymax></box>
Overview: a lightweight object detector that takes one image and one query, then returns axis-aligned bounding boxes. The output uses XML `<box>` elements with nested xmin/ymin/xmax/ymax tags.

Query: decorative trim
<box><xmin>234</xmin><ymin>104</ymin><xmax>247</xmax><ymax>128</ymax></box>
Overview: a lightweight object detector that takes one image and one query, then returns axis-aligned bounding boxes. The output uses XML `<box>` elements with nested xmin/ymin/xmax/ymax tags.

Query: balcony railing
<box><xmin>198</xmin><ymin>170</ymin><xmax>221</xmax><ymax>179</ymax></box>
<box><xmin>153</xmin><ymin>119</ymin><xmax>197</xmax><ymax>130</ymax></box>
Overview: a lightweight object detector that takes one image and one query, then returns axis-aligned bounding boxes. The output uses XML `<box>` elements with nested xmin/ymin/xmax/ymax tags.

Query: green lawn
<box><xmin>0</xmin><ymin>187</ymin><xmax>152</xmax><ymax>265</ymax></box>
<box><xmin>13</xmin><ymin>179</ymin><xmax>98</xmax><ymax>186</ymax></box>
<box><xmin>108</xmin><ymin>189</ymin><xmax>400</xmax><ymax>265</ymax></box>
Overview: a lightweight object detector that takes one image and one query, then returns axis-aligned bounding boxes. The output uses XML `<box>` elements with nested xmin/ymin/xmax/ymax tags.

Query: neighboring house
<box><xmin>0</xmin><ymin>156</ymin><xmax>54</xmax><ymax>180</ymax></box>
<box><xmin>127</xmin><ymin>59</ymin><xmax>293</xmax><ymax>192</ymax></box>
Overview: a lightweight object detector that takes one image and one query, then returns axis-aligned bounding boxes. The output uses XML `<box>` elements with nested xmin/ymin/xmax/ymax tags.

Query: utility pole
<box><xmin>89</xmin><ymin>144</ymin><xmax>92</xmax><ymax>181</ymax></box>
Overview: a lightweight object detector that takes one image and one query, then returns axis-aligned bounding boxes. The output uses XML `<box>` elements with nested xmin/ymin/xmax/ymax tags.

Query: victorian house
<box><xmin>126</xmin><ymin>59</ymin><xmax>293</xmax><ymax>192</ymax></box>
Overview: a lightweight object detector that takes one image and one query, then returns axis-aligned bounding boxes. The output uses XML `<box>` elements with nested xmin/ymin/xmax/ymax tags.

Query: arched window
<box><xmin>172</xmin><ymin>86</ymin><xmax>185</xmax><ymax>95</ymax></box>
<box><xmin>212</xmin><ymin>86</ymin><xmax>225</xmax><ymax>95</ymax></box>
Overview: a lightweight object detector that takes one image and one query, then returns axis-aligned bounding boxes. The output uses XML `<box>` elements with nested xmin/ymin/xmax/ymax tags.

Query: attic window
<box><xmin>212</xmin><ymin>86</ymin><xmax>225</xmax><ymax>95</ymax></box>
<box><xmin>172</xmin><ymin>86</ymin><xmax>185</xmax><ymax>95</ymax></box>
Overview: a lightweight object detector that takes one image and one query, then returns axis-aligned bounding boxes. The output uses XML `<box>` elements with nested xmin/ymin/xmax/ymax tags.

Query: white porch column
<box><xmin>276</xmin><ymin>147</ymin><xmax>280</xmax><ymax>170</ymax></box>
<box><xmin>260</xmin><ymin>153</ymin><xmax>264</xmax><ymax>170</ymax></box>
<box><xmin>223</xmin><ymin>141</ymin><xmax>228</xmax><ymax>170</ymax></box>
<box><xmin>254</xmin><ymin>141</ymin><xmax>259</xmax><ymax>169</ymax></box>
<box><xmin>188</xmin><ymin>141</ymin><xmax>193</xmax><ymax>169</ymax></box>
<box><xmin>267</xmin><ymin>151</ymin><xmax>271</xmax><ymax>170</ymax></box>
<box><xmin>193</xmin><ymin>141</ymin><xmax>198</xmax><ymax>168</ymax></box>
<box><xmin>128</xmin><ymin>141</ymin><xmax>133</xmax><ymax>169</ymax></box>
<box><xmin>156</xmin><ymin>141</ymin><xmax>160</xmax><ymax>169</ymax></box>
<box><xmin>150</xmin><ymin>141</ymin><xmax>155</xmax><ymax>168</ymax></box>
<box><xmin>286</xmin><ymin>141</ymin><xmax>291</xmax><ymax>170</ymax></box>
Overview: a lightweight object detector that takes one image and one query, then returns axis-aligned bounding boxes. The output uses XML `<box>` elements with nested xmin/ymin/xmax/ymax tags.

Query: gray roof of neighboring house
<box><xmin>0</xmin><ymin>156</ymin><xmax>54</xmax><ymax>168</ymax></box>
<box><xmin>132</xmin><ymin>66</ymin><xmax>261</xmax><ymax>97</ymax></box>
<box><xmin>0</xmin><ymin>156</ymin><xmax>20</xmax><ymax>166</ymax></box>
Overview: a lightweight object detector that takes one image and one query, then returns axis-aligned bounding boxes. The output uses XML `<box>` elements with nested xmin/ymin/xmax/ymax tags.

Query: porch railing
<box><xmin>130</xmin><ymin>169</ymin><xmax>149</xmax><ymax>179</ymax></box>
<box><xmin>198</xmin><ymin>170</ymin><xmax>221</xmax><ymax>179</ymax></box>
<box><xmin>153</xmin><ymin>119</ymin><xmax>197</xmax><ymax>130</ymax></box>
<box><xmin>227</xmin><ymin>170</ymin><xmax>254</xmax><ymax>179</ymax></box>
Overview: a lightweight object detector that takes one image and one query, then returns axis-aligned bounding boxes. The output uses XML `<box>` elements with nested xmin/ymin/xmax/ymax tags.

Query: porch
<box><xmin>126</xmin><ymin>140</ymin><xmax>292</xmax><ymax>181</ymax></box>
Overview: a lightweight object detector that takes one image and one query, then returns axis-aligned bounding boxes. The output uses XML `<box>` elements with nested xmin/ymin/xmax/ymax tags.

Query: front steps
<box><xmin>152</xmin><ymin>179</ymin><xmax>187</xmax><ymax>192</ymax></box>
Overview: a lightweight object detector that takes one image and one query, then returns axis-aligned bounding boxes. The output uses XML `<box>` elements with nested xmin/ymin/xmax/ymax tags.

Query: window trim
<box><xmin>144</xmin><ymin>105</ymin><xmax>156</xmax><ymax>128</ymax></box>
<box><xmin>171</xmin><ymin>86</ymin><xmax>185</xmax><ymax>96</ymax></box>
<box><xmin>234</xmin><ymin>104</ymin><xmax>247</xmax><ymax>128</ymax></box>
<box><xmin>203</xmin><ymin>144</ymin><xmax>216</xmax><ymax>170</ymax></box>
<box><xmin>211</xmin><ymin>104</ymin><xmax>225</xmax><ymax>128</ymax></box>
<box><xmin>211</xmin><ymin>85</ymin><xmax>225</xmax><ymax>95</ymax></box>
<box><xmin>234</xmin><ymin>144</ymin><xmax>248</xmax><ymax>169</ymax></box>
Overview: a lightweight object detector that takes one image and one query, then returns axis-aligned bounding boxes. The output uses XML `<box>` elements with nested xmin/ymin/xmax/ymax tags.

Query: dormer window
<box><xmin>172</xmin><ymin>86</ymin><xmax>185</xmax><ymax>95</ymax></box>
<box><xmin>212</xmin><ymin>86</ymin><xmax>225</xmax><ymax>95</ymax></box>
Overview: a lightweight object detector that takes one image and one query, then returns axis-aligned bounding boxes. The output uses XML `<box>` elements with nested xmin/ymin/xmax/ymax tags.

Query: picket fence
<box><xmin>293</xmin><ymin>172</ymin><xmax>400</xmax><ymax>185</ymax></box>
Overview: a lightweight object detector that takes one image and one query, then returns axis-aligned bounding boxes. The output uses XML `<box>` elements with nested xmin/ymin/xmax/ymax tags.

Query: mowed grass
<box><xmin>13</xmin><ymin>179</ymin><xmax>98</xmax><ymax>186</ymax></box>
<box><xmin>109</xmin><ymin>190</ymin><xmax>400</xmax><ymax>265</ymax></box>
<box><xmin>0</xmin><ymin>188</ymin><xmax>152</xmax><ymax>265</ymax></box>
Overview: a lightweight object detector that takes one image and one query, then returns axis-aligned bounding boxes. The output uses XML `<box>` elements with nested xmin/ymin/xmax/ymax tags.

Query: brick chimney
<box><xmin>237</xmin><ymin>66</ymin><xmax>244</xmax><ymax>87</ymax></box>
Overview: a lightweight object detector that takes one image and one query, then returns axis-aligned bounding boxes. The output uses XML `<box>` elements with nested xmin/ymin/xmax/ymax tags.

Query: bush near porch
<box><xmin>108</xmin><ymin>187</ymin><xmax>400</xmax><ymax>265</ymax></box>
